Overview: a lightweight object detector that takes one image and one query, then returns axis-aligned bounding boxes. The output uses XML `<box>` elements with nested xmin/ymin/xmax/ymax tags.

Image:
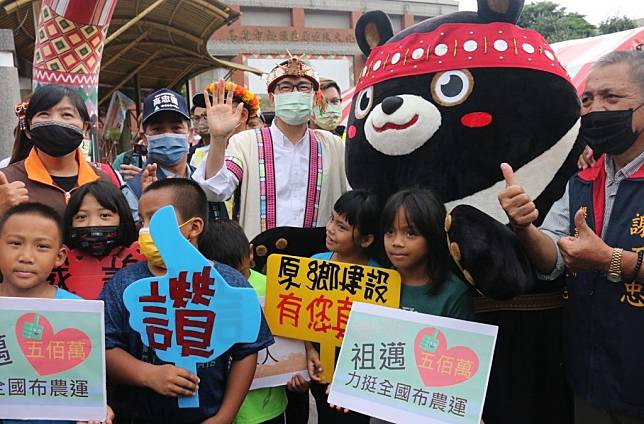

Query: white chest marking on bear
<box><xmin>445</xmin><ymin>119</ymin><xmax>580</xmax><ymax>223</ymax></box>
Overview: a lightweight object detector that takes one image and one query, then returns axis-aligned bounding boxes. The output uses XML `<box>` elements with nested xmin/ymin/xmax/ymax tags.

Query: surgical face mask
<box><xmin>138</xmin><ymin>227</ymin><xmax>165</xmax><ymax>268</ymax></box>
<box><xmin>30</xmin><ymin>121</ymin><xmax>84</xmax><ymax>157</ymax></box>
<box><xmin>274</xmin><ymin>92</ymin><xmax>314</xmax><ymax>125</ymax></box>
<box><xmin>147</xmin><ymin>133</ymin><xmax>188</xmax><ymax>166</ymax></box>
<box><xmin>70</xmin><ymin>226</ymin><xmax>119</xmax><ymax>258</ymax></box>
<box><xmin>313</xmin><ymin>103</ymin><xmax>342</xmax><ymax>131</ymax></box>
<box><xmin>580</xmin><ymin>104</ymin><xmax>643</xmax><ymax>155</ymax></box>
<box><xmin>137</xmin><ymin>218</ymin><xmax>196</xmax><ymax>269</ymax></box>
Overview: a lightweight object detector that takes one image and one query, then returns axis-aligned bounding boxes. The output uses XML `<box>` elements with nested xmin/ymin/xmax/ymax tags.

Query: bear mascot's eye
<box><xmin>354</xmin><ymin>86</ymin><xmax>374</xmax><ymax>119</ymax></box>
<box><xmin>431</xmin><ymin>69</ymin><xmax>474</xmax><ymax>106</ymax></box>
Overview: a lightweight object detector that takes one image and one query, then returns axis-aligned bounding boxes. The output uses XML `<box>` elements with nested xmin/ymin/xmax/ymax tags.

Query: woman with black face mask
<box><xmin>49</xmin><ymin>181</ymin><xmax>144</xmax><ymax>299</ymax></box>
<box><xmin>0</xmin><ymin>84</ymin><xmax>115</xmax><ymax>218</ymax></box>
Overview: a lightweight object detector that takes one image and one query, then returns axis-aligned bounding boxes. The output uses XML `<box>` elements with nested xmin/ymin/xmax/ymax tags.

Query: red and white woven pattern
<box><xmin>355</xmin><ymin>22</ymin><xmax>570</xmax><ymax>93</ymax></box>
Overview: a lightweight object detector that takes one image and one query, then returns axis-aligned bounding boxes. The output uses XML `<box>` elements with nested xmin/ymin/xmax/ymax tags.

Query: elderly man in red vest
<box><xmin>499</xmin><ymin>50</ymin><xmax>644</xmax><ymax>424</ymax></box>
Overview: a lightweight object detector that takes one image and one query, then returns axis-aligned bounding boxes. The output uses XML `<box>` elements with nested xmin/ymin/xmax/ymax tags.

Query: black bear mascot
<box><xmin>345</xmin><ymin>0</ymin><xmax>581</xmax><ymax>422</ymax></box>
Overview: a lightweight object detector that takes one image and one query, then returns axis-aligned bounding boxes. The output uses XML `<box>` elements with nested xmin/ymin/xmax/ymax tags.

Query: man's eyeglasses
<box><xmin>276</xmin><ymin>82</ymin><xmax>314</xmax><ymax>93</ymax></box>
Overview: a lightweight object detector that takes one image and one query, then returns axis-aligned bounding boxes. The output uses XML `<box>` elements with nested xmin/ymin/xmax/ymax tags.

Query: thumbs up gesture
<box><xmin>497</xmin><ymin>163</ymin><xmax>539</xmax><ymax>229</ymax></box>
<box><xmin>123</xmin><ymin>206</ymin><xmax>262</xmax><ymax>407</ymax></box>
<box><xmin>556</xmin><ymin>208</ymin><xmax>612</xmax><ymax>273</ymax></box>
<box><xmin>0</xmin><ymin>171</ymin><xmax>29</xmax><ymax>216</ymax></box>
<box><xmin>22</xmin><ymin>314</ymin><xmax>43</xmax><ymax>340</ymax></box>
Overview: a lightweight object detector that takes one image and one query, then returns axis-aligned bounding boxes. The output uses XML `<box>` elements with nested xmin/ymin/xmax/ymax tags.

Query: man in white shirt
<box><xmin>192</xmin><ymin>57</ymin><xmax>347</xmax><ymax>240</ymax></box>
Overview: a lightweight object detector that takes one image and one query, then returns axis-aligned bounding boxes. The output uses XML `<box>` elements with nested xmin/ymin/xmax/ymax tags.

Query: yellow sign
<box><xmin>265</xmin><ymin>254</ymin><xmax>401</xmax><ymax>383</ymax></box>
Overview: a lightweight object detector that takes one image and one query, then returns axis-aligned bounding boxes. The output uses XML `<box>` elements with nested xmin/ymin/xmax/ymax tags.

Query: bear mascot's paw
<box><xmin>250</xmin><ymin>226</ymin><xmax>327</xmax><ymax>273</ymax></box>
<box><xmin>445</xmin><ymin>205</ymin><xmax>535</xmax><ymax>300</ymax></box>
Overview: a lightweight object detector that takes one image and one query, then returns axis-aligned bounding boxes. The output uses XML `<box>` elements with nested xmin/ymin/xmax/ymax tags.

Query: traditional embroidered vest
<box><xmin>221</xmin><ymin>126</ymin><xmax>346</xmax><ymax>241</ymax></box>
<box><xmin>564</xmin><ymin>156</ymin><xmax>644</xmax><ymax>417</ymax></box>
<box><xmin>226</xmin><ymin>127</ymin><xmax>323</xmax><ymax>232</ymax></box>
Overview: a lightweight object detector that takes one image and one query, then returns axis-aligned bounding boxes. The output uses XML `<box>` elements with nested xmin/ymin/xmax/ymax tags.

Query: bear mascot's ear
<box><xmin>477</xmin><ymin>0</ymin><xmax>524</xmax><ymax>24</ymax></box>
<box><xmin>356</xmin><ymin>10</ymin><xmax>394</xmax><ymax>56</ymax></box>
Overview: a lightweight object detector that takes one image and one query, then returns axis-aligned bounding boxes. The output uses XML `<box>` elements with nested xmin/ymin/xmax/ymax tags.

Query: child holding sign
<box><xmin>382</xmin><ymin>188</ymin><xmax>474</xmax><ymax>320</ymax></box>
<box><xmin>303</xmin><ymin>190</ymin><xmax>382</xmax><ymax>423</ymax></box>
<box><xmin>366</xmin><ymin>189</ymin><xmax>475</xmax><ymax>424</ymax></box>
<box><xmin>100</xmin><ymin>178</ymin><xmax>273</xmax><ymax>424</ymax></box>
<box><xmin>0</xmin><ymin>202</ymin><xmax>114</xmax><ymax>424</ymax></box>
<box><xmin>201</xmin><ymin>219</ymin><xmax>288</xmax><ymax>424</ymax></box>
<box><xmin>50</xmin><ymin>181</ymin><xmax>143</xmax><ymax>299</ymax></box>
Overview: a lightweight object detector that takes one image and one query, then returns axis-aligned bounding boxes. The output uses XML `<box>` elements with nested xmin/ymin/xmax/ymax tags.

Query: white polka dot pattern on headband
<box><xmin>435</xmin><ymin>44</ymin><xmax>448</xmax><ymax>56</ymax></box>
<box><xmin>464</xmin><ymin>40</ymin><xmax>477</xmax><ymax>52</ymax></box>
<box><xmin>352</xmin><ymin>23</ymin><xmax>570</xmax><ymax>93</ymax></box>
<box><xmin>522</xmin><ymin>43</ymin><xmax>535</xmax><ymax>54</ymax></box>
<box><xmin>494</xmin><ymin>39</ymin><xmax>508</xmax><ymax>52</ymax></box>
<box><xmin>412</xmin><ymin>48</ymin><xmax>424</xmax><ymax>60</ymax></box>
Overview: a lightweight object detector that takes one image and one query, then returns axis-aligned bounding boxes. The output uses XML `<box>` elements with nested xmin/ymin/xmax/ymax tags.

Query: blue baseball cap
<box><xmin>143</xmin><ymin>88</ymin><xmax>190</xmax><ymax>124</ymax></box>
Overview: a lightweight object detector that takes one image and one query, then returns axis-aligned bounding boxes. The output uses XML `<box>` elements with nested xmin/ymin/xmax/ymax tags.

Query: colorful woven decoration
<box><xmin>205</xmin><ymin>81</ymin><xmax>261</xmax><ymax>117</ymax></box>
<box><xmin>32</xmin><ymin>0</ymin><xmax>117</xmax><ymax>120</ymax></box>
<box><xmin>355</xmin><ymin>22</ymin><xmax>570</xmax><ymax>93</ymax></box>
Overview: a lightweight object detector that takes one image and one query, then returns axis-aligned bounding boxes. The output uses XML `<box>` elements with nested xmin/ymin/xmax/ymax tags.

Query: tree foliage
<box><xmin>598</xmin><ymin>16</ymin><xmax>637</xmax><ymax>35</ymax></box>
<box><xmin>517</xmin><ymin>1</ymin><xmax>596</xmax><ymax>43</ymax></box>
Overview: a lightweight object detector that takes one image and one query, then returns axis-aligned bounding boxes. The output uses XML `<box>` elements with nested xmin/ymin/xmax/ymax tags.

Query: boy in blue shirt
<box><xmin>100</xmin><ymin>178</ymin><xmax>273</xmax><ymax>423</ymax></box>
<box><xmin>0</xmin><ymin>202</ymin><xmax>114</xmax><ymax>423</ymax></box>
<box><xmin>0</xmin><ymin>203</ymin><xmax>77</xmax><ymax>300</ymax></box>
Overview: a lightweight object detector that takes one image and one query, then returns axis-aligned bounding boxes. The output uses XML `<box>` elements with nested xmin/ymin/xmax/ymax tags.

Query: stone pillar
<box><xmin>402</xmin><ymin>14</ymin><xmax>415</xmax><ymax>30</ymax></box>
<box><xmin>0</xmin><ymin>29</ymin><xmax>20</xmax><ymax>162</ymax></box>
<box><xmin>292</xmin><ymin>8</ymin><xmax>305</xmax><ymax>30</ymax></box>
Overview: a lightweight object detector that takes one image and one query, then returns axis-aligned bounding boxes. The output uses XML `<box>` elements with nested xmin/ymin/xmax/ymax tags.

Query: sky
<box><xmin>458</xmin><ymin>0</ymin><xmax>644</xmax><ymax>25</ymax></box>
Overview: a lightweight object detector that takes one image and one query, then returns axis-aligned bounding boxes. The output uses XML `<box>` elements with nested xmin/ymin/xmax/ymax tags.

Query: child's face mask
<box><xmin>138</xmin><ymin>218</ymin><xmax>196</xmax><ymax>269</ymax></box>
<box><xmin>70</xmin><ymin>226</ymin><xmax>119</xmax><ymax>258</ymax></box>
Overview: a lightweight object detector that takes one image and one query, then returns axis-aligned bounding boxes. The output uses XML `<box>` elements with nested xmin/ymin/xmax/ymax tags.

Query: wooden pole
<box><xmin>102</xmin><ymin>30</ymin><xmax>150</xmax><ymax>69</ymax></box>
<box><xmin>104</xmin><ymin>0</ymin><xmax>164</xmax><ymax>45</ymax></box>
<box><xmin>109</xmin><ymin>18</ymin><xmax>203</xmax><ymax>45</ymax></box>
<box><xmin>191</xmin><ymin>0</ymin><xmax>228</xmax><ymax>19</ymax></box>
<box><xmin>185</xmin><ymin>79</ymin><xmax>191</xmax><ymax>112</ymax></box>
<box><xmin>4</xmin><ymin>0</ymin><xmax>31</xmax><ymax>14</ymax></box>
<box><xmin>99</xmin><ymin>51</ymin><xmax>159</xmax><ymax>106</ymax></box>
<box><xmin>167</xmin><ymin>63</ymin><xmax>195</xmax><ymax>89</ymax></box>
<box><xmin>134</xmin><ymin>72</ymin><xmax>141</xmax><ymax>118</ymax></box>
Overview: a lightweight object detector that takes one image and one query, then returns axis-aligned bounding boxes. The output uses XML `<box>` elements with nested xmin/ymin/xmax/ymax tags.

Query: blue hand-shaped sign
<box><xmin>123</xmin><ymin>206</ymin><xmax>261</xmax><ymax>407</ymax></box>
